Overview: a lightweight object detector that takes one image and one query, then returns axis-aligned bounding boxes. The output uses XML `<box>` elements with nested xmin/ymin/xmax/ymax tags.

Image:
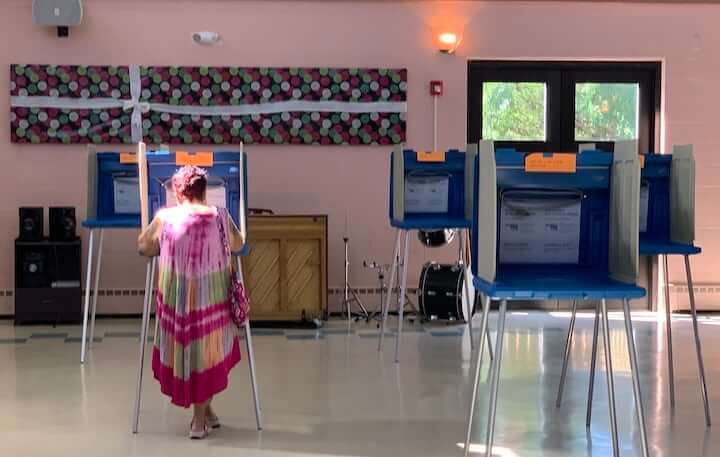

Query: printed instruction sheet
<box><xmin>499</xmin><ymin>195</ymin><xmax>581</xmax><ymax>263</ymax></box>
<box><xmin>113</xmin><ymin>177</ymin><xmax>141</xmax><ymax>214</ymax></box>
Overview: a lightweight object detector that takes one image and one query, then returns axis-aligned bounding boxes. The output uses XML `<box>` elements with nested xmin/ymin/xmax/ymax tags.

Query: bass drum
<box><xmin>418</xmin><ymin>262</ymin><xmax>476</xmax><ymax>322</ymax></box>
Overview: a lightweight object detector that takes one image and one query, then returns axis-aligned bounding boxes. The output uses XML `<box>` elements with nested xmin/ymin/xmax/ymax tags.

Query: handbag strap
<box><xmin>216</xmin><ymin>207</ymin><xmax>231</xmax><ymax>258</ymax></box>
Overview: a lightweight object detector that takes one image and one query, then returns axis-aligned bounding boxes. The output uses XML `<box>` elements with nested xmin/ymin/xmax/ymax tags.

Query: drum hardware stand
<box><xmin>363</xmin><ymin>260</ymin><xmax>390</xmax><ymax>324</ymax></box>
<box><xmin>341</xmin><ymin>237</ymin><xmax>370</xmax><ymax>323</ymax></box>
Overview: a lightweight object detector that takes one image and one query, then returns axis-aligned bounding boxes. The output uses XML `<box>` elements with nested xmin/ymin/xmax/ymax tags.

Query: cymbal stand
<box><xmin>342</xmin><ymin>237</ymin><xmax>370</xmax><ymax>323</ymax></box>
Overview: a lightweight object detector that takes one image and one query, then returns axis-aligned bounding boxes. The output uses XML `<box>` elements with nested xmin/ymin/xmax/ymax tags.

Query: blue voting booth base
<box><xmin>473</xmin><ymin>265</ymin><xmax>645</xmax><ymax>300</ymax></box>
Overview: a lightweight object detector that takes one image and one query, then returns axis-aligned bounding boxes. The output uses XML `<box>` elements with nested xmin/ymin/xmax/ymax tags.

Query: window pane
<box><xmin>575</xmin><ymin>83</ymin><xmax>639</xmax><ymax>141</ymax></box>
<box><xmin>482</xmin><ymin>82</ymin><xmax>547</xmax><ymax>141</ymax></box>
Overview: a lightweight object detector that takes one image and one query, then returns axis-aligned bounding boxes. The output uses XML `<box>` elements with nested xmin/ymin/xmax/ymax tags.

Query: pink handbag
<box><xmin>217</xmin><ymin>210</ymin><xmax>250</xmax><ymax>328</ymax></box>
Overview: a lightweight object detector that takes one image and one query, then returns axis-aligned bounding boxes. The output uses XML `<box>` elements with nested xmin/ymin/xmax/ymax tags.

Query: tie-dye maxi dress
<box><xmin>151</xmin><ymin>205</ymin><xmax>241</xmax><ymax>408</ymax></box>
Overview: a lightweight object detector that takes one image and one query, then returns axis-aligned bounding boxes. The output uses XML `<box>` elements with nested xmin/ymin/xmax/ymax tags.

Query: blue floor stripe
<box><xmin>358</xmin><ymin>332</ymin><xmax>395</xmax><ymax>338</ymax></box>
<box><xmin>30</xmin><ymin>333</ymin><xmax>69</xmax><ymax>339</ymax></box>
<box><xmin>64</xmin><ymin>337</ymin><xmax>103</xmax><ymax>343</ymax></box>
<box><xmin>429</xmin><ymin>331</ymin><xmax>463</xmax><ymax>337</ymax></box>
<box><xmin>322</xmin><ymin>329</ymin><xmax>356</xmax><ymax>335</ymax></box>
<box><xmin>286</xmin><ymin>334</ymin><xmax>325</xmax><ymax>341</ymax></box>
<box><xmin>0</xmin><ymin>338</ymin><xmax>27</xmax><ymax>344</ymax></box>
<box><xmin>250</xmin><ymin>329</ymin><xmax>285</xmax><ymax>336</ymax></box>
<box><xmin>104</xmin><ymin>332</ymin><xmax>141</xmax><ymax>338</ymax></box>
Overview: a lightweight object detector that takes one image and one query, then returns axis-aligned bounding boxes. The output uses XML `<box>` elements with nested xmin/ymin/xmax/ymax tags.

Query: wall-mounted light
<box><xmin>437</xmin><ymin>32</ymin><xmax>461</xmax><ymax>54</ymax></box>
<box><xmin>192</xmin><ymin>31</ymin><xmax>221</xmax><ymax>46</ymax></box>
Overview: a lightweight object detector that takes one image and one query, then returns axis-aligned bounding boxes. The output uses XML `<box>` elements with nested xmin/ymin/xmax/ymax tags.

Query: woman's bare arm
<box><xmin>227</xmin><ymin>214</ymin><xmax>245</xmax><ymax>253</ymax></box>
<box><xmin>137</xmin><ymin>216</ymin><xmax>162</xmax><ymax>257</ymax></box>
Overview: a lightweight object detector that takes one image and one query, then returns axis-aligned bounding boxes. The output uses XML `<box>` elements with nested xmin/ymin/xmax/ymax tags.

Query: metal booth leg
<box><xmin>685</xmin><ymin>255</ymin><xmax>712</xmax><ymax>427</ymax></box>
<box><xmin>379</xmin><ymin>230</ymin><xmax>401</xmax><ymax>352</ymax></box>
<box><xmin>622</xmin><ymin>298</ymin><xmax>650</xmax><ymax>457</ymax></box>
<box><xmin>483</xmin><ymin>299</ymin><xmax>508</xmax><ymax>457</ymax></box>
<box><xmin>394</xmin><ymin>231</ymin><xmax>410</xmax><ymax>363</ymax></box>
<box><xmin>586</xmin><ymin>302</ymin><xmax>600</xmax><ymax>428</ymax></box>
<box><xmin>663</xmin><ymin>254</ymin><xmax>676</xmax><ymax>409</ymax></box>
<box><xmin>132</xmin><ymin>257</ymin><xmax>155</xmax><ymax>434</ymax></box>
<box><xmin>556</xmin><ymin>299</ymin><xmax>578</xmax><ymax>407</ymax></box>
<box><xmin>89</xmin><ymin>229</ymin><xmax>105</xmax><ymax>346</ymax></box>
<box><xmin>460</xmin><ymin>229</ymin><xmax>474</xmax><ymax>349</ymax></box>
<box><xmin>600</xmin><ymin>298</ymin><xmax>620</xmax><ymax>457</ymax></box>
<box><xmin>237</xmin><ymin>257</ymin><xmax>263</xmax><ymax>430</ymax></box>
<box><xmin>464</xmin><ymin>295</ymin><xmax>493</xmax><ymax>457</ymax></box>
<box><xmin>80</xmin><ymin>229</ymin><xmax>96</xmax><ymax>364</ymax></box>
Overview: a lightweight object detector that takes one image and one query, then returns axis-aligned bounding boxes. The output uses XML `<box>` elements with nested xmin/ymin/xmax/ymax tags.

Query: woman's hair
<box><xmin>172</xmin><ymin>165</ymin><xmax>208</xmax><ymax>202</ymax></box>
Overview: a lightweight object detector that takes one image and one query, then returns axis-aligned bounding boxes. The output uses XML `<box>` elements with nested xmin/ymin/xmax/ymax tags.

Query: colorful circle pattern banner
<box><xmin>10</xmin><ymin>65</ymin><xmax>408</xmax><ymax>145</ymax></box>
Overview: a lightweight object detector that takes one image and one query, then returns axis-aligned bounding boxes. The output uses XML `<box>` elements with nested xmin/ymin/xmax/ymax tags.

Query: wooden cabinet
<box><xmin>241</xmin><ymin>215</ymin><xmax>327</xmax><ymax>321</ymax></box>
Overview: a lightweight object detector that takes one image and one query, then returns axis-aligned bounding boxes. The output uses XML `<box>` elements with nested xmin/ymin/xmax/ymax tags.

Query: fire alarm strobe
<box><xmin>430</xmin><ymin>81</ymin><xmax>444</xmax><ymax>96</ymax></box>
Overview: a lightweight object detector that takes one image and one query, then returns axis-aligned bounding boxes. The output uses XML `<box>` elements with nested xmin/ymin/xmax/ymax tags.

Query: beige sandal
<box><xmin>189</xmin><ymin>420</ymin><xmax>208</xmax><ymax>440</ymax></box>
<box><xmin>206</xmin><ymin>414</ymin><xmax>220</xmax><ymax>429</ymax></box>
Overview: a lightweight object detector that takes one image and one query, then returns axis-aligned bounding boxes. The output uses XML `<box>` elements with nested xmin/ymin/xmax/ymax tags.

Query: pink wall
<box><xmin>1</xmin><ymin>0</ymin><xmax>719</xmax><ymax>315</ymax></box>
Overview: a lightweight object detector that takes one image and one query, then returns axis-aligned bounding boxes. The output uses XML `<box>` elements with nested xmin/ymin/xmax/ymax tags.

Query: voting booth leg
<box><xmin>483</xmin><ymin>299</ymin><xmax>507</xmax><ymax>457</ymax></box>
<box><xmin>459</xmin><ymin>230</ymin><xmax>474</xmax><ymax>350</ymax></box>
<box><xmin>80</xmin><ymin>229</ymin><xmax>96</xmax><ymax>364</ymax></box>
<box><xmin>145</xmin><ymin>259</ymin><xmax>156</xmax><ymax>342</ymax></box>
<box><xmin>600</xmin><ymin>299</ymin><xmax>620</xmax><ymax>456</ymax></box>
<box><xmin>685</xmin><ymin>255</ymin><xmax>712</xmax><ymax>427</ymax></box>
<box><xmin>394</xmin><ymin>231</ymin><xmax>411</xmax><ymax>364</ymax></box>
<box><xmin>237</xmin><ymin>257</ymin><xmax>263</xmax><ymax>431</ymax></box>
<box><xmin>89</xmin><ymin>229</ymin><xmax>105</xmax><ymax>345</ymax></box>
<box><xmin>556</xmin><ymin>299</ymin><xmax>578</xmax><ymax>407</ymax></box>
<box><xmin>132</xmin><ymin>258</ymin><xmax>155</xmax><ymax>434</ymax></box>
<box><xmin>463</xmin><ymin>295</ymin><xmax>493</xmax><ymax>457</ymax></box>
<box><xmin>663</xmin><ymin>254</ymin><xmax>676</xmax><ymax>409</ymax></box>
<box><xmin>623</xmin><ymin>298</ymin><xmax>650</xmax><ymax>457</ymax></box>
<box><xmin>379</xmin><ymin>230</ymin><xmax>402</xmax><ymax>352</ymax></box>
<box><xmin>244</xmin><ymin>321</ymin><xmax>263</xmax><ymax>431</ymax></box>
<box><xmin>586</xmin><ymin>303</ymin><xmax>600</xmax><ymax>428</ymax></box>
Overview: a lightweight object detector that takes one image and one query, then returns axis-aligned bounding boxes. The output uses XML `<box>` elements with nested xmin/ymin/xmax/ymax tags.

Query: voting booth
<box><xmin>465</xmin><ymin>141</ymin><xmax>648</xmax><ymax>457</ymax></box>
<box><xmin>80</xmin><ymin>148</ymin><xmax>143</xmax><ymax>363</ymax></box>
<box><xmin>558</xmin><ymin>145</ymin><xmax>711</xmax><ymax>430</ymax></box>
<box><xmin>379</xmin><ymin>145</ymin><xmax>485</xmax><ymax>363</ymax></box>
<box><xmin>131</xmin><ymin>146</ymin><xmax>262</xmax><ymax>434</ymax></box>
<box><xmin>638</xmin><ymin>146</ymin><xmax>709</xmax><ymax>425</ymax></box>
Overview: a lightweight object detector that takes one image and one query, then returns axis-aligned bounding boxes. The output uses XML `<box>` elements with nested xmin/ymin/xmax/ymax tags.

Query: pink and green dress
<box><xmin>152</xmin><ymin>205</ymin><xmax>241</xmax><ymax>408</ymax></box>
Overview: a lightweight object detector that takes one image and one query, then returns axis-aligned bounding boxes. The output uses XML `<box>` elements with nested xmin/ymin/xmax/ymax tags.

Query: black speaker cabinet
<box><xmin>19</xmin><ymin>207</ymin><xmax>44</xmax><ymax>241</ymax></box>
<box><xmin>49</xmin><ymin>207</ymin><xmax>77</xmax><ymax>241</ymax></box>
<box><xmin>15</xmin><ymin>239</ymin><xmax>81</xmax><ymax>325</ymax></box>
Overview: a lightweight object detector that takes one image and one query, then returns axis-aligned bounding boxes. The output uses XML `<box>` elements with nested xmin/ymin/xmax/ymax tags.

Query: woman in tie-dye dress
<box><xmin>138</xmin><ymin>165</ymin><xmax>245</xmax><ymax>439</ymax></box>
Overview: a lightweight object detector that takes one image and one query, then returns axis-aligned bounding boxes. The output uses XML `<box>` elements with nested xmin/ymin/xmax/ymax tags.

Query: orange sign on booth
<box><xmin>119</xmin><ymin>152</ymin><xmax>138</xmax><ymax>164</ymax></box>
<box><xmin>175</xmin><ymin>151</ymin><xmax>214</xmax><ymax>167</ymax></box>
<box><xmin>524</xmin><ymin>153</ymin><xmax>577</xmax><ymax>173</ymax></box>
<box><xmin>416</xmin><ymin>150</ymin><xmax>446</xmax><ymax>163</ymax></box>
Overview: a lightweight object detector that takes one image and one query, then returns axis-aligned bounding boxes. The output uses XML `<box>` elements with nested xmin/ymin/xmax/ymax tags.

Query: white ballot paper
<box><xmin>404</xmin><ymin>175</ymin><xmax>450</xmax><ymax>213</ymax></box>
<box><xmin>113</xmin><ymin>177</ymin><xmax>141</xmax><ymax>214</ymax></box>
<box><xmin>499</xmin><ymin>196</ymin><xmax>581</xmax><ymax>264</ymax></box>
<box><xmin>165</xmin><ymin>181</ymin><xmax>227</xmax><ymax>208</ymax></box>
<box><xmin>639</xmin><ymin>184</ymin><xmax>649</xmax><ymax>233</ymax></box>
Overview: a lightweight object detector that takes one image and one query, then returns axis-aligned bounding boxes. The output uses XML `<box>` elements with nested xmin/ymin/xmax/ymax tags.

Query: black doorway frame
<box><xmin>467</xmin><ymin>60</ymin><xmax>662</xmax><ymax>153</ymax></box>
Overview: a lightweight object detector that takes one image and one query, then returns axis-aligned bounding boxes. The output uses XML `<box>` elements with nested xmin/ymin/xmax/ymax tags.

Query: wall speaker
<box><xmin>19</xmin><ymin>207</ymin><xmax>44</xmax><ymax>241</ymax></box>
<box><xmin>32</xmin><ymin>0</ymin><xmax>83</xmax><ymax>37</ymax></box>
<box><xmin>49</xmin><ymin>207</ymin><xmax>77</xmax><ymax>241</ymax></box>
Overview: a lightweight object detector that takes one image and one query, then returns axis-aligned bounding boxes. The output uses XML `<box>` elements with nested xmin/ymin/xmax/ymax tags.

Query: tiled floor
<box><xmin>1</xmin><ymin>311</ymin><xmax>719</xmax><ymax>457</ymax></box>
